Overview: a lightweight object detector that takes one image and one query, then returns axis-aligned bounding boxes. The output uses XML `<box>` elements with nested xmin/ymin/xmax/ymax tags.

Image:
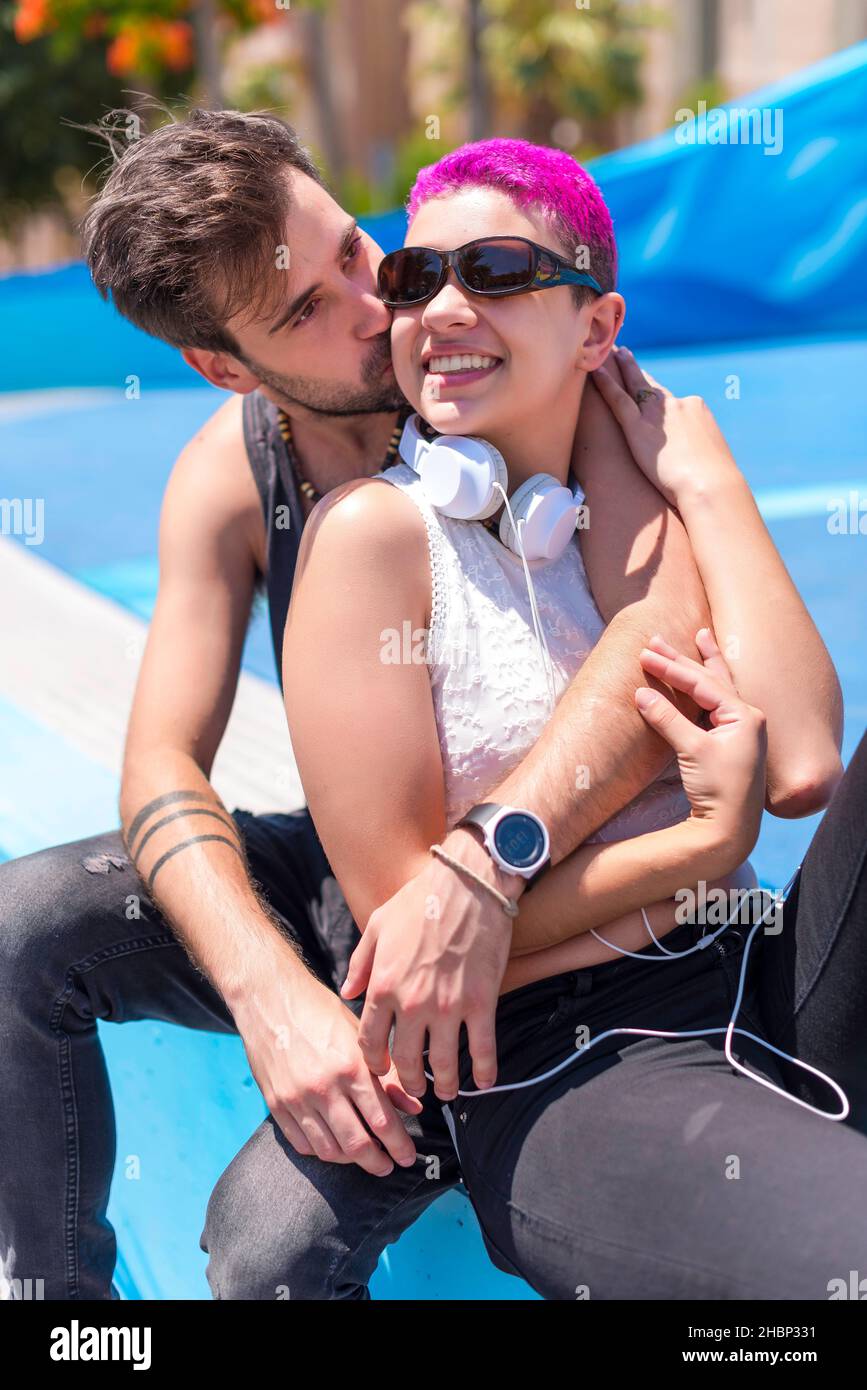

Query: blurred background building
<box><xmin>635</xmin><ymin>0</ymin><xmax>867</xmax><ymax>141</ymax></box>
<box><xmin>3</xmin><ymin>0</ymin><xmax>867</xmax><ymax>270</ymax></box>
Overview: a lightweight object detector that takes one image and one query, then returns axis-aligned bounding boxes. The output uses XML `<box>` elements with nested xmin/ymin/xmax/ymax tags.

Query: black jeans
<box><xmin>451</xmin><ymin>729</ymin><xmax>867</xmax><ymax>1298</ymax></box>
<box><xmin>1</xmin><ymin>733</ymin><xmax>866</xmax><ymax>1300</ymax></box>
<box><xmin>0</xmin><ymin>810</ymin><xmax>458</xmax><ymax>1300</ymax></box>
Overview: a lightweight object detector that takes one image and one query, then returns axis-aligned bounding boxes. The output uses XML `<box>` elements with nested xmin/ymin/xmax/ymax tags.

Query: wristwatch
<box><xmin>457</xmin><ymin>803</ymin><xmax>551</xmax><ymax>886</ymax></box>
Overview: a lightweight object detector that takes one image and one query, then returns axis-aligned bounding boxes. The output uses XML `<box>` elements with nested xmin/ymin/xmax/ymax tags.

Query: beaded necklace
<box><xmin>276</xmin><ymin>407</ymin><xmax>407</xmax><ymax>505</ymax></box>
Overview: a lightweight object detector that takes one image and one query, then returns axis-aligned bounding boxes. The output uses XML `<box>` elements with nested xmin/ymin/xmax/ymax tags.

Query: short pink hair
<box><xmin>407</xmin><ymin>137</ymin><xmax>617</xmax><ymax>298</ymax></box>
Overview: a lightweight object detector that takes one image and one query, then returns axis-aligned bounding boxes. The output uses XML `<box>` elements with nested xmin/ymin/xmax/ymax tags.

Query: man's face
<box><xmin>225</xmin><ymin>173</ymin><xmax>406</xmax><ymax>416</ymax></box>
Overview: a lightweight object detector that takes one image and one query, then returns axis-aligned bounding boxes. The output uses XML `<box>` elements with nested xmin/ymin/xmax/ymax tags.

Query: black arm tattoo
<box><xmin>145</xmin><ymin>835</ymin><xmax>245</xmax><ymax>894</ymax></box>
<box><xmin>131</xmin><ymin>806</ymin><xmax>239</xmax><ymax>861</ymax></box>
<box><xmin>124</xmin><ymin>789</ymin><xmax>246</xmax><ymax>895</ymax></box>
<box><xmin>125</xmin><ymin>790</ymin><xmax>211</xmax><ymax>850</ymax></box>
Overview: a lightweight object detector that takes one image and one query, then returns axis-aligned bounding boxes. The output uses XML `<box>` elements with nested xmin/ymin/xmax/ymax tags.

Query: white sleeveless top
<box><xmin>377</xmin><ymin>461</ymin><xmax>691</xmax><ymax>843</ymax></box>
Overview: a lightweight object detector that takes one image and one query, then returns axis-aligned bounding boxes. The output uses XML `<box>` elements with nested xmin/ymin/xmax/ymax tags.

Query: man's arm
<box><xmin>480</xmin><ymin>381</ymin><xmax>718</xmax><ymax>962</ymax></box>
<box><xmin>120</xmin><ymin>395</ymin><xmax>420</xmax><ymax>1177</ymax></box>
<box><xmin>591</xmin><ymin>347</ymin><xmax>843</xmax><ymax>816</ymax></box>
<box><xmin>120</xmin><ymin>396</ymin><xmax>281</xmax><ymax>996</ymax></box>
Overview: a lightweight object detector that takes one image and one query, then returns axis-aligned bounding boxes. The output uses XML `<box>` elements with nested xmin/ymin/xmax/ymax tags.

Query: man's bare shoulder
<box><xmin>162</xmin><ymin>392</ymin><xmax>265</xmax><ymax>562</ymax></box>
<box><xmin>173</xmin><ymin>391</ymin><xmax>248</xmax><ymax>475</ymax></box>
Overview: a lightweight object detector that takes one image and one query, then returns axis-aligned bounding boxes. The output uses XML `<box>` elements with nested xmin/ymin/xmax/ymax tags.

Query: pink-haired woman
<box><xmin>283</xmin><ymin>139</ymin><xmax>867</xmax><ymax>1299</ymax></box>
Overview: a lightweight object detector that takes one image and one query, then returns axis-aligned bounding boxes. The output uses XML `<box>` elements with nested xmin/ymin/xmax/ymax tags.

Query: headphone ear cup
<box><xmin>481</xmin><ymin>440</ymin><xmax>509</xmax><ymax>514</ymax></box>
<box><xmin>417</xmin><ymin>435</ymin><xmax>508</xmax><ymax>521</ymax></box>
<box><xmin>498</xmin><ymin>474</ymin><xmax>553</xmax><ymax>552</ymax></box>
<box><xmin>500</xmin><ymin>474</ymin><xmax>581</xmax><ymax>561</ymax></box>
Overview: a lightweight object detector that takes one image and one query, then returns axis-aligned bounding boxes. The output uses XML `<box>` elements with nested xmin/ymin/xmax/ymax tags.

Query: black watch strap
<box><xmin>524</xmin><ymin>853</ymin><xmax>551</xmax><ymax>889</ymax></box>
<box><xmin>459</xmin><ymin>802</ymin><xmax>501</xmax><ymax>833</ymax></box>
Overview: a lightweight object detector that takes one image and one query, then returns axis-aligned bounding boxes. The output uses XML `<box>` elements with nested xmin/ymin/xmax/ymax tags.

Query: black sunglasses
<box><xmin>378</xmin><ymin>235</ymin><xmax>604</xmax><ymax>308</ymax></box>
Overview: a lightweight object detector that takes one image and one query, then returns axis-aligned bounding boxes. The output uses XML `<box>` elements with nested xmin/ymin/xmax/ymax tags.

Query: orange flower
<box><xmin>106</xmin><ymin>18</ymin><xmax>193</xmax><ymax>77</ymax></box>
<box><xmin>106</xmin><ymin>30</ymin><xmax>141</xmax><ymax>77</ymax></box>
<box><xmin>159</xmin><ymin>19</ymin><xmax>193</xmax><ymax>71</ymax></box>
<box><xmin>245</xmin><ymin>0</ymin><xmax>284</xmax><ymax>23</ymax></box>
<box><xmin>13</xmin><ymin>0</ymin><xmax>51</xmax><ymax>43</ymax></box>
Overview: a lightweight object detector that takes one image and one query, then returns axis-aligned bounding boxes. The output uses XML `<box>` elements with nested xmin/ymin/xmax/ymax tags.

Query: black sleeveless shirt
<box><xmin>242</xmin><ymin>391</ymin><xmax>306</xmax><ymax>690</ymax></box>
<box><xmin>242</xmin><ymin>391</ymin><xmax>411</xmax><ymax>689</ymax></box>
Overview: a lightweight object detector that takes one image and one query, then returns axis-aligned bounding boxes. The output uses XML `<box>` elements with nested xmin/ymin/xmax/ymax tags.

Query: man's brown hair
<box><xmin>81</xmin><ymin>107</ymin><xmax>326</xmax><ymax>355</ymax></box>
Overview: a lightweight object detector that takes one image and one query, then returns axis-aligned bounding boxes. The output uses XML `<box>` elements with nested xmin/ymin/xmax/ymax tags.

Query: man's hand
<box><xmin>231</xmin><ymin>947</ymin><xmax>423</xmax><ymax>1177</ymax></box>
<box><xmin>340</xmin><ymin>832</ymin><xmax>519</xmax><ymax>1101</ymax></box>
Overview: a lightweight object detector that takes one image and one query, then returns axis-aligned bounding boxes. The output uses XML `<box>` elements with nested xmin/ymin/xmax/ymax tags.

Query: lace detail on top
<box><xmin>376</xmin><ymin>461</ymin><xmax>690</xmax><ymax>841</ymax></box>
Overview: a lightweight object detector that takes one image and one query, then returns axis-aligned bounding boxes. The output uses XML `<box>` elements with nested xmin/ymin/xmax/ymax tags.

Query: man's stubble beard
<box><xmin>242</xmin><ymin>331</ymin><xmax>407</xmax><ymax>417</ymax></box>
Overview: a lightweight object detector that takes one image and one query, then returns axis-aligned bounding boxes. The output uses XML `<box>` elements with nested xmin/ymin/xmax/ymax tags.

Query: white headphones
<box><xmin>398</xmin><ymin>413</ymin><xmax>583</xmax><ymax>563</ymax></box>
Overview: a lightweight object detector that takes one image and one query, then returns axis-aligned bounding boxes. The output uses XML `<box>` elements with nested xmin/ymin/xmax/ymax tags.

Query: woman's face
<box><xmin>390</xmin><ymin>187</ymin><xmax>594</xmax><ymax>440</ymax></box>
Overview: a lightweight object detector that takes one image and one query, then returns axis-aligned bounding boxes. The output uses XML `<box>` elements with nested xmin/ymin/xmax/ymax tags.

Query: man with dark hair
<box><xmin>0</xmin><ymin>108</ymin><xmax>829</xmax><ymax>1300</ymax></box>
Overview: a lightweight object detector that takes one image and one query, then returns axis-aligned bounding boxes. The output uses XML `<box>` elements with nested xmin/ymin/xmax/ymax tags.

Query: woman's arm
<box><xmin>593</xmin><ymin>347</ymin><xmax>844</xmax><ymax>817</ymax></box>
<box><xmin>282</xmin><ymin>477</ymin><xmax>447</xmax><ymax>931</ymax></box>
<box><xmin>509</xmin><ymin>819</ymin><xmax>733</xmax><ymax>957</ymax></box>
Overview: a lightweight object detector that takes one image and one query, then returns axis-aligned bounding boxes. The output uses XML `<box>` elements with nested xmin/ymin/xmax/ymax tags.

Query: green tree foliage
<box><xmin>409</xmin><ymin>0</ymin><xmax>661</xmax><ymax>152</ymax></box>
<box><xmin>0</xmin><ymin>7</ymin><xmax>130</xmax><ymax>228</ymax></box>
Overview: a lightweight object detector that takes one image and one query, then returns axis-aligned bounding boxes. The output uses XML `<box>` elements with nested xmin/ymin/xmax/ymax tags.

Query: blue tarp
<box><xmin>591</xmin><ymin>40</ymin><xmax>867</xmax><ymax>345</ymax></box>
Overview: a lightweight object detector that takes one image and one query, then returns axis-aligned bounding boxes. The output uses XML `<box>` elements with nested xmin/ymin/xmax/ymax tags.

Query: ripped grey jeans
<box><xmin>0</xmin><ymin>809</ymin><xmax>459</xmax><ymax>1300</ymax></box>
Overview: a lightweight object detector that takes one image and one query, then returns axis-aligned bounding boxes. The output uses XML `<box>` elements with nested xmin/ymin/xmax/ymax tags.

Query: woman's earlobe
<box><xmin>578</xmin><ymin>341</ymin><xmax>615</xmax><ymax>374</ymax></box>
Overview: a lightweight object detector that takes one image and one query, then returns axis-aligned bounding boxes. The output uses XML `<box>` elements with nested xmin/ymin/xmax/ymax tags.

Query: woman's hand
<box><xmin>591</xmin><ymin>345</ymin><xmax>742</xmax><ymax>509</ymax></box>
<box><xmin>635</xmin><ymin>628</ymin><xmax>768</xmax><ymax>869</ymax></box>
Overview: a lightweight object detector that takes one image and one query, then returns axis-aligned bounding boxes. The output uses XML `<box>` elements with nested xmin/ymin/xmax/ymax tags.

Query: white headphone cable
<box><xmin>428</xmin><ymin>861</ymin><xmax>849</xmax><ymax>1122</ymax></box>
<box><xmin>493</xmin><ymin>482</ymin><xmax>558</xmax><ymax>716</ymax></box>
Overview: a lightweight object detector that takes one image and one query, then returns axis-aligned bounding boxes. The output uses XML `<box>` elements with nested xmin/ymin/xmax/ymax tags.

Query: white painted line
<box><xmin>754</xmin><ymin>479</ymin><xmax>867</xmax><ymax>520</ymax></box>
<box><xmin>0</xmin><ymin>388</ymin><xmax>123</xmax><ymax>422</ymax></box>
<box><xmin>0</xmin><ymin>538</ymin><xmax>304</xmax><ymax>814</ymax></box>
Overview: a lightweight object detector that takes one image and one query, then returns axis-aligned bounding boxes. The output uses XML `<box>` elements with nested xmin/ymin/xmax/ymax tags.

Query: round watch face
<box><xmin>492</xmin><ymin>812</ymin><xmax>546</xmax><ymax>871</ymax></box>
